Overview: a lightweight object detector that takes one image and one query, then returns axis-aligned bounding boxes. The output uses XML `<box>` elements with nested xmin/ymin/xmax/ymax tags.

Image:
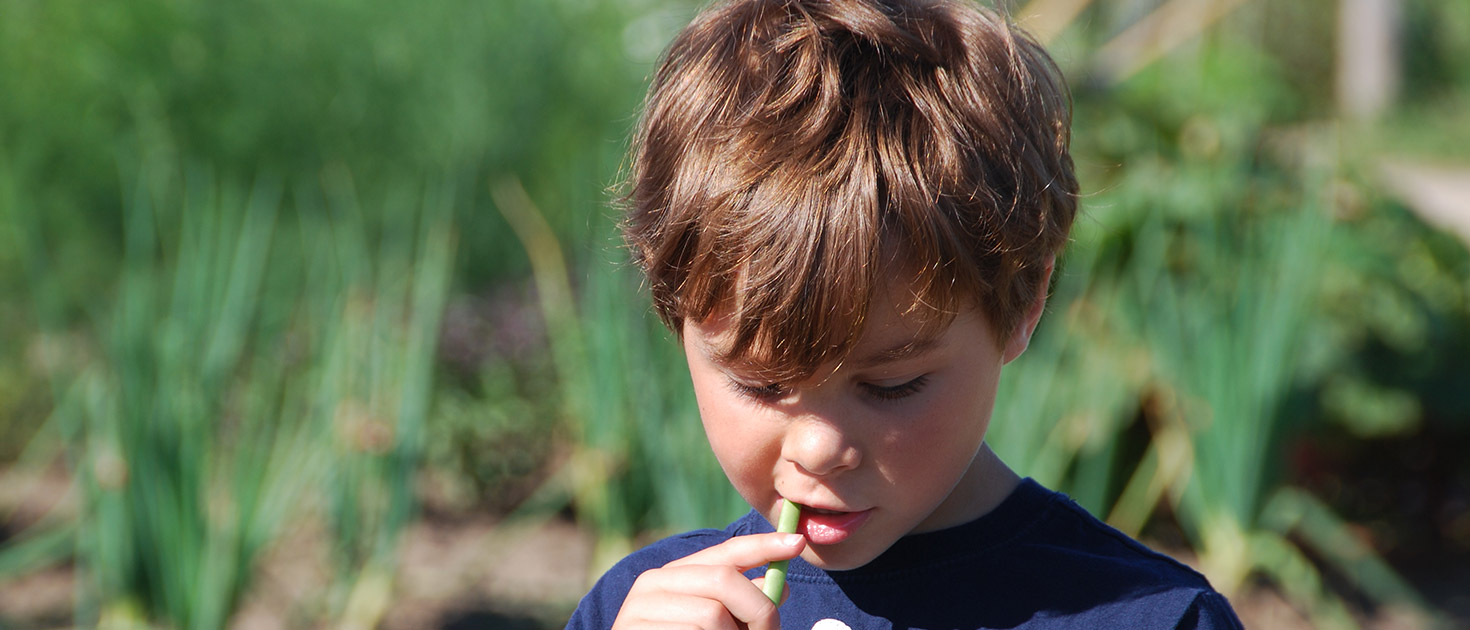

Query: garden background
<box><xmin>1</xmin><ymin>0</ymin><xmax>1468</xmax><ymax>628</ymax></box>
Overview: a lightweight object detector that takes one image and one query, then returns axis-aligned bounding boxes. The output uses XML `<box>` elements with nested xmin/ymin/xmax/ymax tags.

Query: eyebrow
<box><xmin>696</xmin><ymin>338</ymin><xmax>750</xmax><ymax>373</ymax></box>
<box><xmin>695</xmin><ymin>332</ymin><xmax>942</xmax><ymax>377</ymax></box>
<box><xmin>848</xmin><ymin>336</ymin><xmax>942</xmax><ymax>369</ymax></box>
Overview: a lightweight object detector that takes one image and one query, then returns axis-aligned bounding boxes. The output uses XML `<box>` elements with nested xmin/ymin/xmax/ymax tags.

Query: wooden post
<box><xmin>1337</xmin><ymin>0</ymin><xmax>1401</xmax><ymax>121</ymax></box>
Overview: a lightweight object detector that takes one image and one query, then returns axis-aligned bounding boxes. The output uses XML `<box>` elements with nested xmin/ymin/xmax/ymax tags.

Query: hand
<box><xmin>612</xmin><ymin>532</ymin><xmax>806</xmax><ymax>630</ymax></box>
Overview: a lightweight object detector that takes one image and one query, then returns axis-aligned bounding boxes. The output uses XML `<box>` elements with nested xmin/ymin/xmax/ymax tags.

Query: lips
<box><xmin>797</xmin><ymin>506</ymin><xmax>873</xmax><ymax>545</ymax></box>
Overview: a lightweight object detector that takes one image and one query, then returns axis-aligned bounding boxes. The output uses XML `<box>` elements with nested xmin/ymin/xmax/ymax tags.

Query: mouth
<box><xmin>794</xmin><ymin>505</ymin><xmax>873</xmax><ymax>545</ymax></box>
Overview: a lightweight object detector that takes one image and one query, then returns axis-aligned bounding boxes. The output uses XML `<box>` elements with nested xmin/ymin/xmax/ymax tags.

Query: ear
<box><xmin>1002</xmin><ymin>256</ymin><xmax>1055</xmax><ymax>364</ymax></box>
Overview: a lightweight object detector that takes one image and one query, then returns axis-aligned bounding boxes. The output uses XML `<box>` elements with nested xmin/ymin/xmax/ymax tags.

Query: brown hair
<box><xmin>623</xmin><ymin>0</ymin><xmax>1077</xmax><ymax>382</ymax></box>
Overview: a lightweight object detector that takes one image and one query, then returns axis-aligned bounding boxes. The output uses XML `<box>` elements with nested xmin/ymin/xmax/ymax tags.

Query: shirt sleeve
<box><xmin>1176</xmin><ymin>591</ymin><xmax>1246</xmax><ymax>630</ymax></box>
<box><xmin>565</xmin><ymin>562</ymin><xmax>640</xmax><ymax>630</ymax></box>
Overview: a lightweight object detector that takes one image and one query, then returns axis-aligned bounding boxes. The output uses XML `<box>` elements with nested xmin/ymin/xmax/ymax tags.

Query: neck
<box><xmin>914</xmin><ymin>442</ymin><xmax>1021</xmax><ymax>534</ymax></box>
<box><xmin>967</xmin><ymin>443</ymin><xmax>1022</xmax><ymax>513</ymax></box>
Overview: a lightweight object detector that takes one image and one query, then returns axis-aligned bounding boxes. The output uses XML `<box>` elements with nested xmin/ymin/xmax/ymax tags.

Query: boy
<box><xmin>570</xmin><ymin>0</ymin><xmax>1243</xmax><ymax>628</ymax></box>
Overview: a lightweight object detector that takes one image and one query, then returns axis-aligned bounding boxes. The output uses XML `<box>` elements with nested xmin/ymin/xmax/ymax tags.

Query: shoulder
<box><xmin>1034</xmin><ymin>489</ymin><xmax>1214</xmax><ymax>588</ymax></box>
<box><xmin>792</xmin><ymin>480</ymin><xmax>1244</xmax><ymax>629</ymax></box>
<box><xmin>1005</xmin><ymin>483</ymin><xmax>1244</xmax><ymax>629</ymax></box>
<box><xmin>858</xmin><ymin>479</ymin><xmax>1239</xmax><ymax>627</ymax></box>
<box><xmin>1177</xmin><ymin>590</ymin><xmax>1247</xmax><ymax>630</ymax></box>
<box><xmin>565</xmin><ymin>512</ymin><xmax>765</xmax><ymax>630</ymax></box>
<box><xmin>908</xmin><ymin>479</ymin><xmax>1220</xmax><ymax>594</ymax></box>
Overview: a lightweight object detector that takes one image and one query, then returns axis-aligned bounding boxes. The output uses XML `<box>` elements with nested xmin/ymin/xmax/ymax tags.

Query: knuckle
<box><xmin>701</xmin><ymin>566</ymin><xmax>743</xmax><ymax>591</ymax></box>
<box><xmin>627</xmin><ymin>569</ymin><xmax>664</xmax><ymax>593</ymax></box>
<box><xmin>691</xmin><ymin>597</ymin><xmax>732</xmax><ymax>629</ymax></box>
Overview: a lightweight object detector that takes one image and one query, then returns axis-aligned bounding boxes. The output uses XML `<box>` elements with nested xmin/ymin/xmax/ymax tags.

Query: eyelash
<box><xmin>727</xmin><ymin>375</ymin><xmax>930</xmax><ymax>402</ymax></box>
<box><xmin>728</xmin><ymin>380</ymin><xmax>786</xmax><ymax>402</ymax></box>
<box><xmin>862</xmin><ymin>375</ymin><xmax>930</xmax><ymax>401</ymax></box>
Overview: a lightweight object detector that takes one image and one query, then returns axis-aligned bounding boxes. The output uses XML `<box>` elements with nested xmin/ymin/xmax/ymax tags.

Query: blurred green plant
<box><xmin>1</xmin><ymin>0</ymin><xmax>660</xmax><ymax>624</ymax></box>
<box><xmin>305</xmin><ymin>169</ymin><xmax>456</xmax><ymax>630</ymax></box>
<box><xmin>0</xmin><ymin>0</ymin><xmax>650</xmax><ymax>331</ymax></box>
<box><xmin>493</xmin><ymin>178</ymin><xmax>745</xmax><ymax>579</ymax></box>
<box><xmin>986</xmin><ymin>225</ymin><xmax>1149</xmax><ymax>514</ymax></box>
<box><xmin>0</xmin><ymin>158</ymin><xmax>454</xmax><ymax>628</ymax></box>
<box><xmin>0</xmin><ymin>0</ymin><xmax>1467</xmax><ymax>627</ymax></box>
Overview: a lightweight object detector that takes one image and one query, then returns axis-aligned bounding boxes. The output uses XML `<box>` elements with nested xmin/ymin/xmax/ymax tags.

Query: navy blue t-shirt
<box><xmin>568</xmin><ymin>479</ymin><xmax>1243</xmax><ymax>629</ymax></box>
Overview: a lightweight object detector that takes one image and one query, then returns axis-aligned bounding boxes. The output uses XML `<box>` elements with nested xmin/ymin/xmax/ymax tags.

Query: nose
<box><xmin>782</xmin><ymin>414</ymin><xmax>862</xmax><ymax>477</ymax></box>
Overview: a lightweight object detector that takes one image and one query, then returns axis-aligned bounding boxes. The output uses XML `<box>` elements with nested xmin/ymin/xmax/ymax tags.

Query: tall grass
<box><xmin>495</xmin><ymin>178</ymin><xmax>744</xmax><ymax>578</ymax></box>
<box><xmin>74</xmin><ymin>165</ymin><xmax>308</xmax><ymax>628</ymax></box>
<box><xmin>0</xmin><ymin>0</ymin><xmax>654</xmax><ymax>622</ymax></box>
<box><xmin>0</xmin><ymin>157</ymin><xmax>454</xmax><ymax>628</ymax></box>
<box><xmin>0</xmin><ymin>0</ymin><xmax>1464</xmax><ymax>626</ymax></box>
<box><xmin>0</xmin><ymin>0</ymin><xmax>650</xmax><ymax>315</ymax></box>
<box><xmin>987</xmin><ymin>221</ymin><xmax>1148</xmax><ymax>515</ymax></box>
<box><xmin>1117</xmin><ymin>170</ymin><xmax>1353</xmax><ymax>621</ymax></box>
<box><xmin>1130</xmin><ymin>179</ymin><xmax>1440</xmax><ymax>626</ymax></box>
<box><xmin>304</xmin><ymin>170</ymin><xmax>456</xmax><ymax>629</ymax></box>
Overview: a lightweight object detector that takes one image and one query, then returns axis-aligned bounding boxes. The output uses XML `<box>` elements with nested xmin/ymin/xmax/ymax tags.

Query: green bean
<box><xmin>762</xmin><ymin>498</ymin><xmax>802</xmax><ymax>604</ymax></box>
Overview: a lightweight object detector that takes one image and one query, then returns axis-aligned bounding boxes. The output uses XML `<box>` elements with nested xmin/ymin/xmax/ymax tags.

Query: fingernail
<box><xmin>780</xmin><ymin>533</ymin><xmax>803</xmax><ymax>547</ymax></box>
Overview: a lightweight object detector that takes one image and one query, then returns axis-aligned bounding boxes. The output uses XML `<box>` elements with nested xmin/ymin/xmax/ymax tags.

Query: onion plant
<box><xmin>496</xmin><ymin>178</ymin><xmax>745</xmax><ymax>578</ymax></box>
<box><xmin>1108</xmin><ymin>158</ymin><xmax>1441</xmax><ymax>627</ymax></box>
<box><xmin>1</xmin><ymin>158</ymin><xmax>453</xmax><ymax>629</ymax></box>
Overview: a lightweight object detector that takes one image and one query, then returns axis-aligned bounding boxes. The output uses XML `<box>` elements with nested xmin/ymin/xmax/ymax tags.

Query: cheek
<box><xmin>704</xmin><ymin>420</ymin><xmax>782</xmax><ymax>508</ymax></box>
<box><xmin>689</xmin><ymin>372</ymin><xmax>781</xmax><ymax>497</ymax></box>
<box><xmin>880</xmin><ymin>382</ymin><xmax>995</xmax><ymax>469</ymax></box>
<box><xmin>690</xmin><ymin>371</ymin><xmax>740</xmax><ymax>449</ymax></box>
<box><xmin>945</xmin><ymin>361</ymin><xmax>1001</xmax><ymax>438</ymax></box>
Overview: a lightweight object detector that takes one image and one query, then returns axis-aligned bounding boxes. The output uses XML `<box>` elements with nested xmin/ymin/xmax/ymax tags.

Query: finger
<box><xmin>665</xmin><ymin>532</ymin><xmax>805</xmax><ymax>573</ymax></box>
<box><xmin>615</xmin><ymin>592</ymin><xmax>744</xmax><ymax>630</ymax></box>
<box><xmin>633</xmin><ymin>564</ymin><xmax>783</xmax><ymax>629</ymax></box>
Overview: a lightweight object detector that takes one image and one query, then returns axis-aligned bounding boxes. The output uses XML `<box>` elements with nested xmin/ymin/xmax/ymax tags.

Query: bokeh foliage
<box><xmin>1</xmin><ymin>0</ymin><xmax>1468</xmax><ymax>628</ymax></box>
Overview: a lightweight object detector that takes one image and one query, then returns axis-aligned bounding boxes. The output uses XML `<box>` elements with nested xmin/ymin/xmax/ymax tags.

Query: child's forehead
<box><xmin>687</xmin><ymin>276</ymin><xmax>962</xmax><ymax>378</ymax></box>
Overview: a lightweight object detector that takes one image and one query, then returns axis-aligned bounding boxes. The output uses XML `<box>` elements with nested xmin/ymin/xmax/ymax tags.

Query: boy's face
<box><xmin>682</xmin><ymin>278</ymin><xmax>1032</xmax><ymax>570</ymax></box>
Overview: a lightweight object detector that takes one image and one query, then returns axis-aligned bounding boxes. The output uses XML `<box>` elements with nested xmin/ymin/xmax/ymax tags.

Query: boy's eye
<box><xmin>728</xmin><ymin>379</ymin><xmax>787</xmax><ymax>402</ymax></box>
<box><xmin>861</xmin><ymin>375</ymin><xmax>930</xmax><ymax>401</ymax></box>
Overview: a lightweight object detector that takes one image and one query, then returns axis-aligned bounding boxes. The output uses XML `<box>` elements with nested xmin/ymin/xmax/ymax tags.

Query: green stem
<box><xmin>762</xmin><ymin>499</ymin><xmax>802</xmax><ymax>604</ymax></box>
